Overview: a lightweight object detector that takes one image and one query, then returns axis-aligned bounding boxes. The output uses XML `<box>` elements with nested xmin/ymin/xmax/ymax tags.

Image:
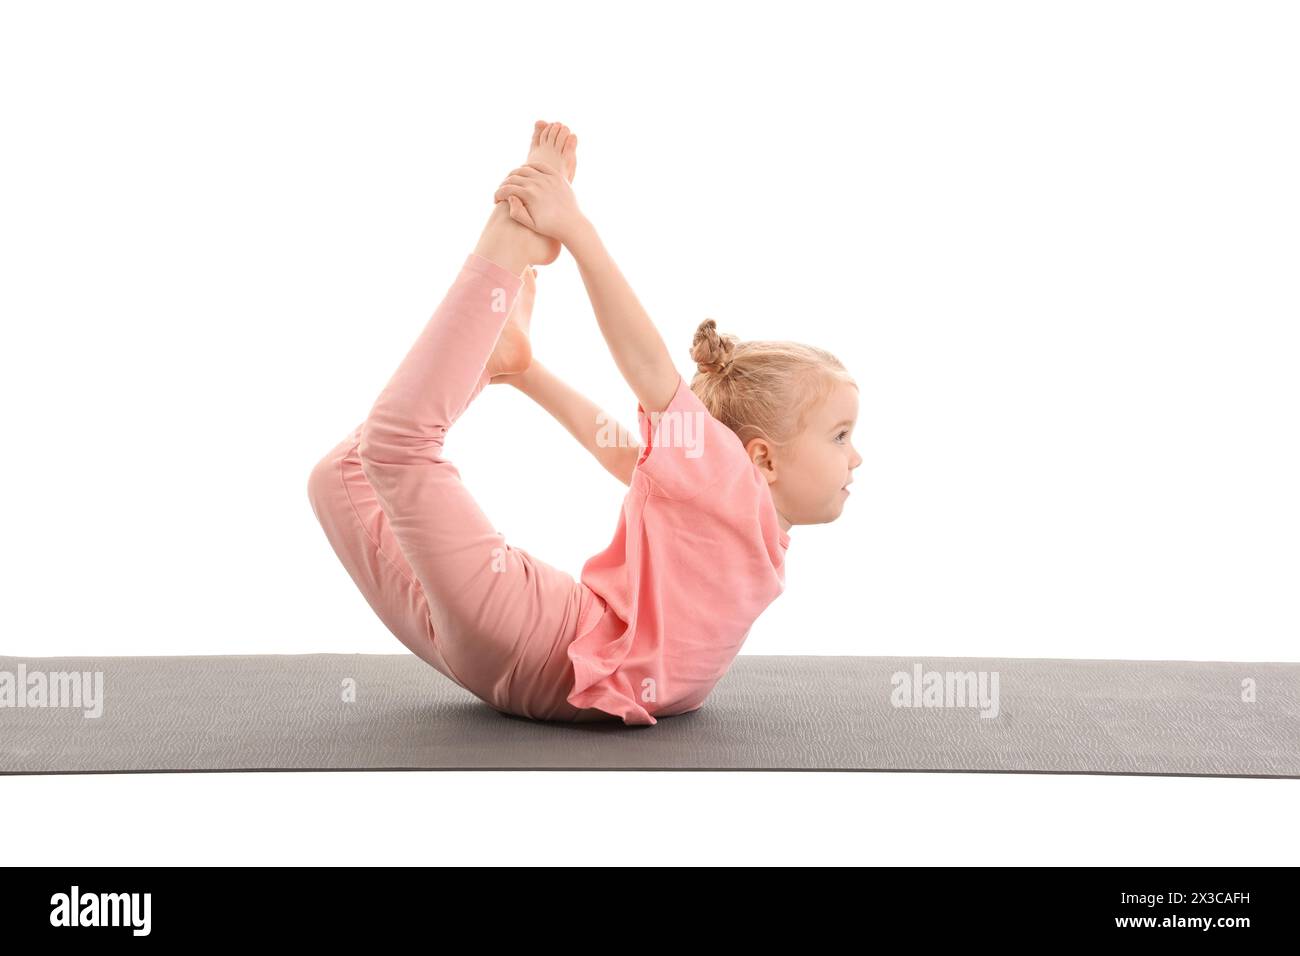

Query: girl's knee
<box><xmin>307</xmin><ymin>449</ymin><xmax>342</xmax><ymax>520</ymax></box>
<box><xmin>357</xmin><ymin>419</ymin><xmax>450</xmax><ymax>470</ymax></box>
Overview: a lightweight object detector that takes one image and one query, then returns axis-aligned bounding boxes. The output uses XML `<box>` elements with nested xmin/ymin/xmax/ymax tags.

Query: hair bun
<box><xmin>691</xmin><ymin>318</ymin><xmax>738</xmax><ymax>375</ymax></box>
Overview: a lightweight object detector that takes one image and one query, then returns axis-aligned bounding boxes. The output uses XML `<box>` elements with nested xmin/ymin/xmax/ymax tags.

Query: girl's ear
<box><xmin>748</xmin><ymin>439</ymin><xmax>775</xmax><ymax>475</ymax></box>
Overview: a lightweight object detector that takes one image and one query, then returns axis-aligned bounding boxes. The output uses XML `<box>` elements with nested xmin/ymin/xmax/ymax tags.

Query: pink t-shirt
<box><xmin>566</xmin><ymin>372</ymin><xmax>790</xmax><ymax>725</ymax></box>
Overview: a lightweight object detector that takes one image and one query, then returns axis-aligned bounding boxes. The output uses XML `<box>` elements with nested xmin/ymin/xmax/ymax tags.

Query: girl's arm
<box><xmin>502</xmin><ymin>359</ymin><xmax>642</xmax><ymax>487</ymax></box>
<box><xmin>494</xmin><ymin>163</ymin><xmax>681</xmax><ymax>415</ymax></box>
<box><xmin>563</xmin><ymin>220</ymin><xmax>680</xmax><ymax>416</ymax></box>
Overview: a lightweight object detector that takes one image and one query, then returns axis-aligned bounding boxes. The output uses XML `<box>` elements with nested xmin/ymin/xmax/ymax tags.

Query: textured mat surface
<box><xmin>1</xmin><ymin>654</ymin><xmax>1297</xmax><ymax>777</ymax></box>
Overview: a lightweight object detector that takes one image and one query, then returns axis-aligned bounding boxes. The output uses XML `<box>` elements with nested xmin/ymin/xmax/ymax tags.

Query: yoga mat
<box><xmin>1</xmin><ymin>654</ymin><xmax>1296</xmax><ymax>777</ymax></box>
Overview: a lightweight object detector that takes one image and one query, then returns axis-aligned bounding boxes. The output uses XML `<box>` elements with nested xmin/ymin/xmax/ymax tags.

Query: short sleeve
<box><xmin>633</xmin><ymin>373</ymin><xmax>750</xmax><ymax>500</ymax></box>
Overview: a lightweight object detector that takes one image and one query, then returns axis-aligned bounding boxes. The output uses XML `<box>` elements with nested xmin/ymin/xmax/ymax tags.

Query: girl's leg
<box><xmin>348</xmin><ymin>186</ymin><xmax>606</xmax><ymax>720</ymax></box>
<box><xmin>308</xmin><ymin>424</ymin><xmax>466</xmax><ymax>688</ymax></box>
<box><xmin>310</xmin><ymin>124</ymin><xmax>605</xmax><ymax>721</ymax></box>
<box><xmin>309</xmin><ymin>413</ymin><xmax>608</xmax><ymax>721</ymax></box>
<box><xmin>354</xmin><ymin>251</ymin><xmax>589</xmax><ymax>720</ymax></box>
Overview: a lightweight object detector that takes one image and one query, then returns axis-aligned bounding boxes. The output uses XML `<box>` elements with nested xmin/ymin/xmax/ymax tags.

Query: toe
<box><xmin>561</xmin><ymin>136</ymin><xmax>578</xmax><ymax>179</ymax></box>
<box><xmin>532</xmin><ymin>120</ymin><xmax>546</xmax><ymax>148</ymax></box>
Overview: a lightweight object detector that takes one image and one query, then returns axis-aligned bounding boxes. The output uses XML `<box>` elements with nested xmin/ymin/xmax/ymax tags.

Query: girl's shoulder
<box><xmin>633</xmin><ymin>373</ymin><xmax>752</xmax><ymax>501</ymax></box>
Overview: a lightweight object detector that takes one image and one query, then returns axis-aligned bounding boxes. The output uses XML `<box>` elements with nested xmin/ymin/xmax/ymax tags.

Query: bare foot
<box><xmin>527</xmin><ymin>120</ymin><xmax>578</xmax><ymax>182</ymax></box>
<box><xmin>486</xmin><ymin>265</ymin><xmax>536</xmax><ymax>381</ymax></box>
<box><xmin>474</xmin><ymin>121</ymin><xmax>582</xmax><ymax>274</ymax></box>
<box><xmin>481</xmin><ymin>121</ymin><xmax>581</xmax><ymax>379</ymax></box>
<box><xmin>473</xmin><ymin>193</ymin><xmax>559</xmax><ymax>273</ymax></box>
<box><xmin>478</xmin><ymin>121</ymin><xmax>581</xmax><ymax>377</ymax></box>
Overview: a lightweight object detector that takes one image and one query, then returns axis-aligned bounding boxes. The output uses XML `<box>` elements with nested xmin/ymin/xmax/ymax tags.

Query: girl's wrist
<box><xmin>562</xmin><ymin>216</ymin><xmax>598</xmax><ymax>257</ymax></box>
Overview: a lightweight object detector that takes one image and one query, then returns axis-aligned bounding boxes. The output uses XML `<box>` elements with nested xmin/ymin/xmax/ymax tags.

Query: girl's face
<box><xmin>757</xmin><ymin>380</ymin><xmax>861</xmax><ymax>530</ymax></box>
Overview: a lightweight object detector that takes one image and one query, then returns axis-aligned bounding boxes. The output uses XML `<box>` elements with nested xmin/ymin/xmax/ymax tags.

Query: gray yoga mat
<box><xmin>1</xmin><ymin>653</ymin><xmax>1297</xmax><ymax>777</ymax></box>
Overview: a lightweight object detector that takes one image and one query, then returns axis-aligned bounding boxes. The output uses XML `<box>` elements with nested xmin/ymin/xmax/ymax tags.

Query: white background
<box><xmin>2</xmin><ymin>1</ymin><xmax>1296</xmax><ymax>865</ymax></box>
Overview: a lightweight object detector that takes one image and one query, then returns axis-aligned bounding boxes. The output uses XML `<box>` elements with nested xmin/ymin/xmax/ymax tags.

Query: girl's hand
<box><xmin>493</xmin><ymin>162</ymin><xmax>587</xmax><ymax>246</ymax></box>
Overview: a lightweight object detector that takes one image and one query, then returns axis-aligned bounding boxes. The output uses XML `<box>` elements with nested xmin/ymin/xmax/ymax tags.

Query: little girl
<box><xmin>308</xmin><ymin>121</ymin><xmax>860</xmax><ymax>726</ymax></box>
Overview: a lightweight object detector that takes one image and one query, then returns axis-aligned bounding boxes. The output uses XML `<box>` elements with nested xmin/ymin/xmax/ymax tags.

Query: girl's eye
<box><xmin>835</xmin><ymin>430</ymin><xmax>849</xmax><ymax>442</ymax></box>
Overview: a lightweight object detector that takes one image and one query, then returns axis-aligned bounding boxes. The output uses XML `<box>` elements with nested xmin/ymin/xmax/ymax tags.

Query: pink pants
<box><xmin>307</xmin><ymin>253</ymin><xmax>610</xmax><ymax>723</ymax></box>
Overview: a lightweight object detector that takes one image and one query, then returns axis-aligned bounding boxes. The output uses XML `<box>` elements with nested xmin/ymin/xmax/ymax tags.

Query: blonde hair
<box><xmin>688</xmin><ymin>318</ymin><xmax>855</xmax><ymax>454</ymax></box>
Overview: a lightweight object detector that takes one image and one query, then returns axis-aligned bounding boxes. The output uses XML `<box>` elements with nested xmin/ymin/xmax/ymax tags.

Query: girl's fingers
<box><xmin>508</xmin><ymin>164</ymin><xmax>543</xmax><ymax>179</ymax></box>
<box><xmin>494</xmin><ymin>175</ymin><xmax>538</xmax><ymax>203</ymax></box>
<box><xmin>506</xmin><ymin>195</ymin><xmax>535</xmax><ymax>229</ymax></box>
<box><xmin>493</xmin><ymin>183</ymin><xmax>532</xmax><ymax>202</ymax></box>
<box><xmin>525</xmin><ymin>161</ymin><xmax>558</xmax><ymax>177</ymax></box>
